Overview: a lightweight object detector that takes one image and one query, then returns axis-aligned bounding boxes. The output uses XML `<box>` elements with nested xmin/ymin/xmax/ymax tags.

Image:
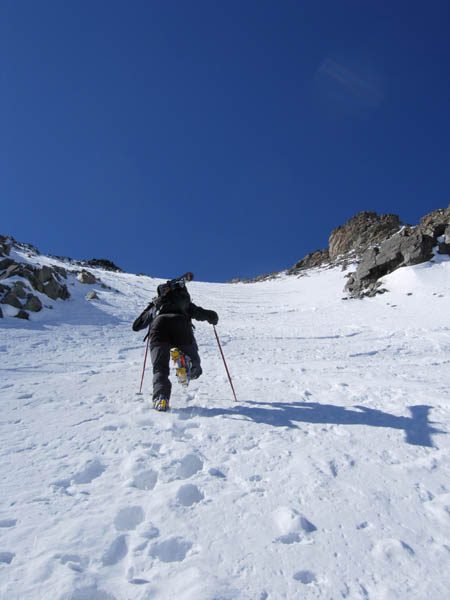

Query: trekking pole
<box><xmin>213</xmin><ymin>325</ymin><xmax>237</xmax><ymax>402</ymax></box>
<box><xmin>137</xmin><ymin>332</ymin><xmax>150</xmax><ymax>395</ymax></box>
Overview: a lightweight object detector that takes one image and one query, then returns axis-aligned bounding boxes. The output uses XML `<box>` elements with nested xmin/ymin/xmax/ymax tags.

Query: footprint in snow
<box><xmin>114</xmin><ymin>506</ymin><xmax>145</xmax><ymax>531</ymax></box>
<box><xmin>329</xmin><ymin>460</ymin><xmax>338</xmax><ymax>477</ymax></box>
<box><xmin>51</xmin><ymin>460</ymin><xmax>106</xmax><ymax>490</ymax></box>
<box><xmin>135</xmin><ymin>416</ymin><xmax>154</xmax><ymax>428</ymax></box>
<box><xmin>102</xmin><ymin>535</ymin><xmax>128</xmax><ymax>566</ymax></box>
<box><xmin>209</xmin><ymin>467</ymin><xmax>226</xmax><ymax>479</ymax></box>
<box><xmin>138</xmin><ymin>522</ymin><xmax>160</xmax><ymax>540</ymax></box>
<box><xmin>372</xmin><ymin>539</ymin><xmax>415</xmax><ymax>564</ymax></box>
<box><xmin>93</xmin><ymin>394</ymin><xmax>106</xmax><ymax>404</ymax></box>
<box><xmin>273</xmin><ymin>507</ymin><xmax>317</xmax><ymax>544</ymax></box>
<box><xmin>54</xmin><ymin>553</ymin><xmax>89</xmax><ymax>573</ymax></box>
<box><xmin>130</xmin><ymin>469</ymin><xmax>158</xmax><ymax>491</ymax></box>
<box><xmin>293</xmin><ymin>570</ymin><xmax>317</xmax><ymax>584</ymax></box>
<box><xmin>176</xmin><ymin>454</ymin><xmax>203</xmax><ymax>479</ymax></box>
<box><xmin>0</xmin><ymin>552</ymin><xmax>15</xmax><ymax>564</ymax></box>
<box><xmin>72</xmin><ymin>458</ymin><xmax>106</xmax><ymax>484</ymax></box>
<box><xmin>149</xmin><ymin>537</ymin><xmax>192</xmax><ymax>563</ymax></box>
<box><xmin>176</xmin><ymin>483</ymin><xmax>204</xmax><ymax>507</ymax></box>
<box><xmin>170</xmin><ymin>421</ymin><xmax>200</xmax><ymax>441</ymax></box>
<box><xmin>69</xmin><ymin>584</ymin><xmax>117</xmax><ymax>600</ymax></box>
<box><xmin>0</xmin><ymin>519</ymin><xmax>17</xmax><ymax>528</ymax></box>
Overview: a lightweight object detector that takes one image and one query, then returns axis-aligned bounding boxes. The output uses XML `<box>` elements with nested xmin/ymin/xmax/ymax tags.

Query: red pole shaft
<box><xmin>213</xmin><ymin>325</ymin><xmax>237</xmax><ymax>402</ymax></box>
<box><xmin>138</xmin><ymin>334</ymin><xmax>150</xmax><ymax>394</ymax></box>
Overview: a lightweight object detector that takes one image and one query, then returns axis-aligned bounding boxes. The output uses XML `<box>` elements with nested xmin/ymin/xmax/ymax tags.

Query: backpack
<box><xmin>154</xmin><ymin>279</ymin><xmax>191</xmax><ymax>316</ymax></box>
<box><xmin>132</xmin><ymin>279</ymin><xmax>191</xmax><ymax>332</ymax></box>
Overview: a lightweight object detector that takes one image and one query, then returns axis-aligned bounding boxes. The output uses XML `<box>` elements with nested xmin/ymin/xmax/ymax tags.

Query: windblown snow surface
<box><xmin>1</xmin><ymin>248</ymin><xmax>450</xmax><ymax>600</ymax></box>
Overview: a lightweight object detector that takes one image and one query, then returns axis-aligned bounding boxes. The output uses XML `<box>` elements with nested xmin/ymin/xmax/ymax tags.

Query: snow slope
<box><xmin>1</xmin><ymin>249</ymin><xmax>450</xmax><ymax>600</ymax></box>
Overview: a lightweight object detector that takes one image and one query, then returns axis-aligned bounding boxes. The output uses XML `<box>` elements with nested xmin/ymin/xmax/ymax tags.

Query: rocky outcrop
<box><xmin>0</xmin><ymin>235</ymin><xmax>122</xmax><ymax>320</ymax></box>
<box><xmin>329</xmin><ymin>212</ymin><xmax>403</xmax><ymax>259</ymax></box>
<box><xmin>288</xmin><ymin>249</ymin><xmax>330</xmax><ymax>274</ymax></box>
<box><xmin>0</xmin><ymin>258</ymin><xmax>70</xmax><ymax>319</ymax></box>
<box><xmin>82</xmin><ymin>258</ymin><xmax>123</xmax><ymax>272</ymax></box>
<box><xmin>15</xmin><ymin>310</ymin><xmax>29</xmax><ymax>320</ymax></box>
<box><xmin>24</xmin><ymin>295</ymin><xmax>43</xmax><ymax>312</ymax></box>
<box><xmin>417</xmin><ymin>206</ymin><xmax>450</xmax><ymax>238</ymax></box>
<box><xmin>229</xmin><ymin>212</ymin><xmax>403</xmax><ymax>283</ymax></box>
<box><xmin>228</xmin><ymin>206</ymin><xmax>450</xmax><ymax>291</ymax></box>
<box><xmin>77</xmin><ymin>270</ymin><xmax>97</xmax><ymax>284</ymax></box>
<box><xmin>0</xmin><ymin>236</ymin><xmax>12</xmax><ymax>257</ymax></box>
<box><xmin>345</xmin><ymin>206</ymin><xmax>450</xmax><ymax>298</ymax></box>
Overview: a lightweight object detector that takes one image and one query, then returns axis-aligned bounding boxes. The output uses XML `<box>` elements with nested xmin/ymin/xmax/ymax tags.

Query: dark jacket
<box><xmin>132</xmin><ymin>284</ymin><xmax>217</xmax><ymax>332</ymax></box>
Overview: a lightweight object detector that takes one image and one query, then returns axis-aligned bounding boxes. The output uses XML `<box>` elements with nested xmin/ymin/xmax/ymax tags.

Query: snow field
<box><xmin>1</xmin><ymin>250</ymin><xmax>450</xmax><ymax>599</ymax></box>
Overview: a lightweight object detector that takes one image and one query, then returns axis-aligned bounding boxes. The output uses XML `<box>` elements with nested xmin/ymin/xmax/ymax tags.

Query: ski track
<box><xmin>1</xmin><ymin>254</ymin><xmax>450</xmax><ymax>599</ymax></box>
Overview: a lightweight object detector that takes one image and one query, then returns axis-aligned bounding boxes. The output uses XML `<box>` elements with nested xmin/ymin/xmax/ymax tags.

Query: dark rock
<box><xmin>0</xmin><ymin>306</ymin><xmax>2</xmax><ymax>318</ymax></box>
<box><xmin>77</xmin><ymin>270</ymin><xmax>97</xmax><ymax>284</ymax></box>
<box><xmin>445</xmin><ymin>224</ymin><xmax>450</xmax><ymax>245</ymax></box>
<box><xmin>2</xmin><ymin>292</ymin><xmax>22</xmax><ymax>309</ymax></box>
<box><xmin>86</xmin><ymin>291</ymin><xmax>99</xmax><ymax>300</ymax></box>
<box><xmin>43</xmin><ymin>279</ymin><xmax>70</xmax><ymax>300</ymax></box>
<box><xmin>24</xmin><ymin>295</ymin><xmax>43</xmax><ymax>312</ymax></box>
<box><xmin>0</xmin><ymin>258</ymin><xmax>15</xmax><ymax>271</ymax></box>
<box><xmin>417</xmin><ymin>206</ymin><xmax>450</xmax><ymax>239</ymax></box>
<box><xmin>54</xmin><ymin>266</ymin><xmax>67</xmax><ymax>279</ymax></box>
<box><xmin>22</xmin><ymin>269</ymin><xmax>44</xmax><ymax>293</ymax></box>
<box><xmin>0</xmin><ymin>236</ymin><xmax>12</xmax><ymax>257</ymax></box>
<box><xmin>346</xmin><ymin>228</ymin><xmax>435</xmax><ymax>298</ymax></box>
<box><xmin>329</xmin><ymin>212</ymin><xmax>403</xmax><ymax>259</ymax></box>
<box><xmin>43</xmin><ymin>279</ymin><xmax>62</xmax><ymax>300</ymax></box>
<box><xmin>288</xmin><ymin>249</ymin><xmax>330</xmax><ymax>273</ymax></box>
<box><xmin>15</xmin><ymin>310</ymin><xmax>29</xmax><ymax>320</ymax></box>
<box><xmin>83</xmin><ymin>258</ymin><xmax>123</xmax><ymax>272</ymax></box>
<box><xmin>0</xmin><ymin>263</ymin><xmax>21</xmax><ymax>280</ymax></box>
<box><xmin>38</xmin><ymin>266</ymin><xmax>53</xmax><ymax>283</ymax></box>
<box><xmin>59</xmin><ymin>283</ymin><xmax>70</xmax><ymax>300</ymax></box>
<box><xmin>11</xmin><ymin>284</ymin><xmax>27</xmax><ymax>299</ymax></box>
<box><xmin>253</xmin><ymin>272</ymin><xmax>280</xmax><ymax>282</ymax></box>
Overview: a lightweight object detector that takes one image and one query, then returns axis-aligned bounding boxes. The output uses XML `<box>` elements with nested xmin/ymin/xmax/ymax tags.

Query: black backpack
<box><xmin>132</xmin><ymin>279</ymin><xmax>191</xmax><ymax>332</ymax></box>
<box><xmin>154</xmin><ymin>281</ymin><xmax>191</xmax><ymax>316</ymax></box>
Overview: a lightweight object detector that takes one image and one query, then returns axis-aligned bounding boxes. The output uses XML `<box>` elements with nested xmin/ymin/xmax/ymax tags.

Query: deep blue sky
<box><xmin>2</xmin><ymin>1</ymin><xmax>450</xmax><ymax>281</ymax></box>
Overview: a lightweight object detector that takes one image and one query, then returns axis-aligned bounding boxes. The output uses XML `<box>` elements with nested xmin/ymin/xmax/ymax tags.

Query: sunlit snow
<box><xmin>1</xmin><ymin>249</ymin><xmax>450</xmax><ymax>599</ymax></box>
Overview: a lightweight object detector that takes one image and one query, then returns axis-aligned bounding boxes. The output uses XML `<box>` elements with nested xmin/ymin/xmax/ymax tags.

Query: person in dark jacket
<box><xmin>134</xmin><ymin>275</ymin><xmax>218</xmax><ymax>411</ymax></box>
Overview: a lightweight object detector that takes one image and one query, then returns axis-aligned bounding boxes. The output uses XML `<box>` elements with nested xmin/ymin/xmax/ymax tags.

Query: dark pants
<box><xmin>149</xmin><ymin>313</ymin><xmax>202</xmax><ymax>399</ymax></box>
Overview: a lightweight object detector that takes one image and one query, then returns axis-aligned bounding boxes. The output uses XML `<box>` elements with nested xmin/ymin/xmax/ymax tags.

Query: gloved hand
<box><xmin>206</xmin><ymin>310</ymin><xmax>219</xmax><ymax>326</ymax></box>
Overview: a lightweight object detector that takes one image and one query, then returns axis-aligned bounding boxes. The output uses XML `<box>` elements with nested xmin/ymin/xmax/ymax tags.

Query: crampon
<box><xmin>171</xmin><ymin>348</ymin><xmax>192</xmax><ymax>387</ymax></box>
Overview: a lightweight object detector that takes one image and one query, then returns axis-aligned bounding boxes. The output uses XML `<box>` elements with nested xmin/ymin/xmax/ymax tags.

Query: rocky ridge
<box><xmin>228</xmin><ymin>206</ymin><xmax>450</xmax><ymax>298</ymax></box>
<box><xmin>0</xmin><ymin>235</ymin><xmax>120</xmax><ymax>320</ymax></box>
<box><xmin>345</xmin><ymin>206</ymin><xmax>450</xmax><ymax>297</ymax></box>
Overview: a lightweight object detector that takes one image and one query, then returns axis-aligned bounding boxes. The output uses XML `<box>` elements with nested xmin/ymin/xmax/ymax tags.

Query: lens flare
<box><xmin>315</xmin><ymin>56</ymin><xmax>384</xmax><ymax>113</ymax></box>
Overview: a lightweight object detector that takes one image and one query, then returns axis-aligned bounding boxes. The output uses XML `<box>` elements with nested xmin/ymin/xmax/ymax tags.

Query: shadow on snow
<box><xmin>177</xmin><ymin>401</ymin><xmax>445</xmax><ymax>448</ymax></box>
